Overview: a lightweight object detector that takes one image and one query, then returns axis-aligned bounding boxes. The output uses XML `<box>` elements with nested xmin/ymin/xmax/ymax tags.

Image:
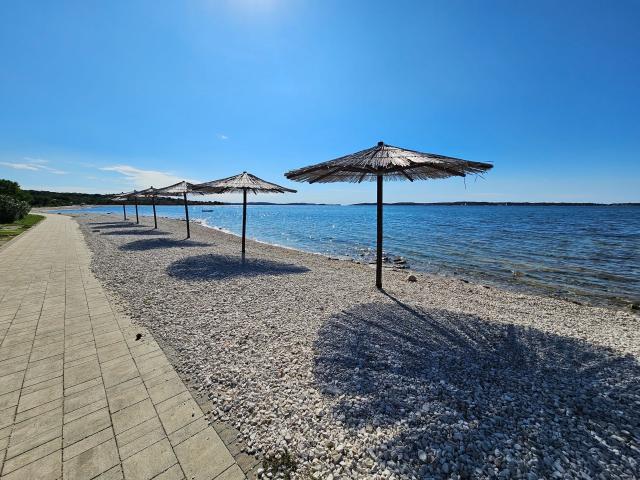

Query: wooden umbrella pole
<box><xmin>152</xmin><ymin>195</ymin><xmax>157</xmax><ymax>229</ymax></box>
<box><xmin>134</xmin><ymin>196</ymin><xmax>139</xmax><ymax>224</ymax></box>
<box><xmin>183</xmin><ymin>192</ymin><xmax>190</xmax><ymax>239</ymax></box>
<box><xmin>122</xmin><ymin>204</ymin><xmax>127</xmax><ymax>221</ymax></box>
<box><xmin>376</xmin><ymin>175</ymin><xmax>383</xmax><ymax>289</ymax></box>
<box><xmin>242</xmin><ymin>188</ymin><xmax>247</xmax><ymax>259</ymax></box>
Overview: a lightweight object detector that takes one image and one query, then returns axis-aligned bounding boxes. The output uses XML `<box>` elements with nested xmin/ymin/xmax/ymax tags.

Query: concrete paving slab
<box><xmin>0</xmin><ymin>214</ymin><xmax>243</xmax><ymax>479</ymax></box>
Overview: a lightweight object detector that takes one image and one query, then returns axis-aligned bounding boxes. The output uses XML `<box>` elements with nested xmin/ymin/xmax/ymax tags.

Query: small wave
<box><xmin>195</xmin><ymin>217</ymin><xmax>336</xmax><ymax>259</ymax></box>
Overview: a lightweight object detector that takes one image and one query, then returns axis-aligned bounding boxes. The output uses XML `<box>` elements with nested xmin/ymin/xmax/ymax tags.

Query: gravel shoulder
<box><xmin>73</xmin><ymin>212</ymin><xmax>640</xmax><ymax>480</ymax></box>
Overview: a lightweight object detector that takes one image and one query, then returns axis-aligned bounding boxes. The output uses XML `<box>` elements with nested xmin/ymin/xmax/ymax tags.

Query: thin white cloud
<box><xmin>216</xmin><ymin>133</ymin><xmax>229</xmax><ymax>140</ymax></box>
<box><xmin>40</xmin><ymin>165</ymin><xmax>68</xmax><ymax>175</ymax></box>
<box><xmin>100</xmin><ymin>165</ymin><xmax>200</xmax><ymax>190</ymax></box>
<box><xmin>23</xmin><ymin>157</ymin><xmax>49</xmax><ymax>164</ymax></box>
<box><xmin>0</xmin><ymin>161</ymin><xmax>40</xmax><ymax>171</ymax></box>
<box><xmin>0</xmin><ymin>157</ymin><xmax>67</xmax><ymax>174</ymax></box>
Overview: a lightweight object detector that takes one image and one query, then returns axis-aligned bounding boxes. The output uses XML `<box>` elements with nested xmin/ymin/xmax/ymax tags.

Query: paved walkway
<box><xmin>0</xmin><ymin>214</ymin><xmax>244</xmax><ymax>480</ymax></box>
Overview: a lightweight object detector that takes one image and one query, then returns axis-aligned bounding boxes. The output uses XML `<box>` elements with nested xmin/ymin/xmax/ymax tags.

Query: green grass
<box><xmin>0</xmin><ymin>214</ymin><xmax>45</xmax><ymax>244</ymax></box>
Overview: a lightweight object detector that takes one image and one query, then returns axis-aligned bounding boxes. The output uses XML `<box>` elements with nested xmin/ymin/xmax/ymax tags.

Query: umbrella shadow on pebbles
<box><xmin>88</xmin><ymin>223</ymin><xmax>143</xmax><ymax>229</ymax></box>
<box><xmin>166</xmin><ymin>254</ymin><xmax>309</xmax><ymax>280</ymax></box>
<box><xmin>313</xmin><ymin>301</ymin><xmax>640</xmax><ymax>478</ymax></box>
<box><xmin>88</xmin><ymin>221</ymin><xmax>139</xmax><ymax>225</ymax></box>
<box><xmin>119</xmin><ymin>238</ymin><xmax>210</xmax><ymax>251</ymax></box>
<box><xmin>101</xmin><ymin>229</ymin><xmax>168</xmax><ymax>236</ymax></box>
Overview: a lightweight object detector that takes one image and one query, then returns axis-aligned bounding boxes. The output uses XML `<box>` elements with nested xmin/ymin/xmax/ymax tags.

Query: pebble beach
<box><xmin>74</xmin><ymin>213</ymin><xmax>640</xmax><ymax>480</ymax></box>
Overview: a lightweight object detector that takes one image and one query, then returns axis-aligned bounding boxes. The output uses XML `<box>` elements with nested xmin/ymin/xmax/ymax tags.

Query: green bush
<box><xmin>0</xmin><ymin>194</ymin><xmax>31</xmax><ymax>223</ymax></box>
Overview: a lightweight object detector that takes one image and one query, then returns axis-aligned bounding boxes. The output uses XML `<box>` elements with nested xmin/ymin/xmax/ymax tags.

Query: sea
<box><xmin>57</xmin><ymin>204</ymin><xmax>640</xmax><ymax>309</ymax></box>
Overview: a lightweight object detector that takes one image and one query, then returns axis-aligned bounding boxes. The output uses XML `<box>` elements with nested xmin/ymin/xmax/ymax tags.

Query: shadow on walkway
<box><xmin>313</xmin><ymin>298</ymin><xmax>640</xmax><ymax>478</ymax></box>
<box><xmin>120</xmin><ymin>238</ymin><xmax>210</xmax><ymax>251</ymax></box>
<box><xmin>167</xmin><ymin>254</ymin><xmax>309</xmax><ymax>280</ymax></box>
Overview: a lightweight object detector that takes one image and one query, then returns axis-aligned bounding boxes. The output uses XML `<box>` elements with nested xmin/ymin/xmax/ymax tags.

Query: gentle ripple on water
<box><xmin>59</xmin><ymin>204</ymin><xmax>640</xmax><ymax>308</ymax></box>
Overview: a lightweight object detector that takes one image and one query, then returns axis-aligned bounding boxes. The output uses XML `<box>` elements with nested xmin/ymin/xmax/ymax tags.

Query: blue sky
<box><xmin>0</xmin><ymin>0</ymin><xmax>638</xmax><ymax>203</ymax></box>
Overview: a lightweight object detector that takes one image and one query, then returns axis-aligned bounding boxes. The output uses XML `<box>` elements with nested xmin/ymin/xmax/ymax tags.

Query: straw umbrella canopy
<box><xmin>195</xmin><ymin>172</ymin><xmax>296</xmax><ymax>257</ymax></box>
<box><xmin>285</xmin><ymin>141</ymin><xmax>493</xmax><ymax>289</ymax></box>
<box><xmin>135</xmin><ymin>187</ymin><xmax>160</xmax><ymax>229</ymax></box>
<box><xmin>154</xmin><ymin>181</ymin><xmax>204</xmax><ymax>238</ymax></box>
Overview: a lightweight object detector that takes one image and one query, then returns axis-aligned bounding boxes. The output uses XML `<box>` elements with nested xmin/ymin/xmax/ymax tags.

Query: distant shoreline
<box><xmin>47</xmin><ymin>201</ymin><xmax>640</xmax><ymax>208</ymax></box>
<box><xmin>216</xmin><ymin>202</ymin><xmax>640</xmax><ymax>206</ymax></box>
<box><xmin>352</xmin><ymin>201</ymin><xmax>640</xmax><ymax>206</ymax></box>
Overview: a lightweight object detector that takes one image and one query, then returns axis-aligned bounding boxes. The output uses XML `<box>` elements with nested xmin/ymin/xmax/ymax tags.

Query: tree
<box><xmin>0</xmin><ymin>179</ymin><xmax>33</xmax><ymax>203</ymax></box>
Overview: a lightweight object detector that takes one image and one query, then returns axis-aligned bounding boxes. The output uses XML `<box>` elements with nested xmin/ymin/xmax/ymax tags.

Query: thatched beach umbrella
<box><xmin>136</xmin><ymin>187</ymin><xmax>159</xmax><ymax>229</ymax></box>
<box><xmin>155</xmin><ymin>181</ymin><xmax>203</xmax><ymax>238</ymax></box>
<box><xmin>285</xmin><ymin>141</ymin><xmax>493</xmax><ymax>289</ymax></box>
<box><xmin>195</xmin><ymin>172</ymin><xmax>296</xmax><ymax>258</ymax></box>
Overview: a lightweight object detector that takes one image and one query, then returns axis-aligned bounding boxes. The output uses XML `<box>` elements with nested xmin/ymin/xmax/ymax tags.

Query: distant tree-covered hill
<box><xmin>26</xmin><ymin>190</ymin><xmax>224</xmax><ymax>207</ymax></box>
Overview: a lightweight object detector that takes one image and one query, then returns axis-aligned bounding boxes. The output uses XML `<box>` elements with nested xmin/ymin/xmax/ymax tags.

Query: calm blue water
<box><xmin>61</xmin><ymin>205</ymin><xmax>640</xmax><ymax>307</ymax></box>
